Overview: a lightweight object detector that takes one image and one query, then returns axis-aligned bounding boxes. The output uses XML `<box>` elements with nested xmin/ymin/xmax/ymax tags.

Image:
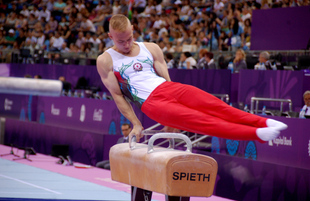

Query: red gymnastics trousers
<box><xmin>141</xmin><ymin>81</ymin><xmax>268</xmax><ymax>142</ymax></box>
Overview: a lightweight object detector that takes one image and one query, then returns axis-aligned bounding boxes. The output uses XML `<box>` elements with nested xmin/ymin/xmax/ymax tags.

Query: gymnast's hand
<box><xmin>129</xmin><ymin>124</ymin><xmax>144</xmax><ymax>144</ymax></box>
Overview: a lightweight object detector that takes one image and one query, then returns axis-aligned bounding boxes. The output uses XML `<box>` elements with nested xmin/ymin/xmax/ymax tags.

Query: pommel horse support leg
<box><xmin>110</xmin><ymin>133</ymin><xmax>218</xmax><ymax>201</ymax></box>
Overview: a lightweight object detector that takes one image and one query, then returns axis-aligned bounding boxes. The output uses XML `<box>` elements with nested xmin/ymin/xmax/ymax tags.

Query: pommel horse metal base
<box><xmin>110</xmin><ymin>133</ymin><xmax>218</xmax><ymax>201</ymax></box>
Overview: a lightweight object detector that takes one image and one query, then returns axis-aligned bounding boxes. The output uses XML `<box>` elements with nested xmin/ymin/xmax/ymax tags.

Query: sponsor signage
<box><xmin>173</xmin><ymin>172</ymin><xmax>210</xmax><ymax>182</ymax></box>
<box><xmin>211</xmin><ymin>116</ymin><xmax>310</xmax><ymax>170</ymax></box>
<box><xmin>36</xmin><ymin>96</ymin><xmax>143</xmax><ymax>135</ymax></box>
<box><xmin>0</xmin><ymin>94</ymin><xmax>37</xmax><ymax>121</ymax></box>
<box><xmin>4</xmin><ymin>98</ymin><xmax>13</xmax><ymax>111</ymax></box>
<box><xmin>38</xmin><ymin>96</ymin><xmax>121</xmax><ymax>134</ymax></box>
<box><xmin>268</xmin><ymin>136</ymin><xmax>292</xmax><ymax>147</ymax></box>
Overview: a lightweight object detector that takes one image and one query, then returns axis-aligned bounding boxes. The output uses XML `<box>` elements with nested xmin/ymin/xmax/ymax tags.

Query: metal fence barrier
<box><xmin>250</xmin><ymin>97</ymin><xmax>293</xmax><ymax>114</ymax></box>
<box><xmin>212</xmin><ymin>94</ymin><xmax>230</xmax><ymax>103</ymax></box>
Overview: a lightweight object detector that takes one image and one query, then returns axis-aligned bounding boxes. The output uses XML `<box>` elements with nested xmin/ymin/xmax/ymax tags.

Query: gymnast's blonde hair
<box><xmin>109</xmin><ymin>14</ymin><xmax>131</xmax><ymax>32</ymax></box>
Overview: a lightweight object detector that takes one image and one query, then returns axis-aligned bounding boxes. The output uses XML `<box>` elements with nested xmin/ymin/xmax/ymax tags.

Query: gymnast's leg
<box><xmin>150</xmin><ymin>82</ymin><xmax>287</xmax><ymax>131</ymax></box>
<box><xmin>142</xmin><ymin>91</ymin><xmax>280</xmax><ymax>142</ymax></box>
<box><xmin>176</xmin><ymin>83</ymin><xmax>287</xmax><ymax>131</ymax></box>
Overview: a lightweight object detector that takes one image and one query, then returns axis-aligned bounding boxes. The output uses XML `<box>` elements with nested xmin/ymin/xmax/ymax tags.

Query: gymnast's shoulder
<box><xmin>143</xmin><ymin>41</ymin><xmax>161</xmax><ymax>50</ymax></box>
<box><xmin>143</xmin><ymin>42</ymin><xmax>163</xmax><ymax>57</ymax></box>
<box><xmin>96</xmin><ymin>49</ymin><xmax>113</xmax><ymax>72</ymax></box>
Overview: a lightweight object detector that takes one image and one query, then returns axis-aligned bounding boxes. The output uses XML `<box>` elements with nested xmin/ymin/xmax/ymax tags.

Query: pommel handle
<box><xmin>147</xmin><ymin>133</ymin><xmax>192</xmax><ymax>153</ymax></box>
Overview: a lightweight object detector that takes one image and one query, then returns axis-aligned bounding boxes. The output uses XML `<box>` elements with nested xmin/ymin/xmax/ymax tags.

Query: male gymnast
<box><xmin>96</xmin><ymin>14</ymin><xmax>287</xmax><ymax>143</ymax></box>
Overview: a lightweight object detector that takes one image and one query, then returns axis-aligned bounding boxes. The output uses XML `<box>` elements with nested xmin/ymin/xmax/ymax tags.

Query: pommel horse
<box><xmin>109</xmin><ymin>132</ymin><xmax>218</xmax><ymax>201</ymax></box>
<box><xmin>0</xmin><ymin>77</ymin><xmax>62</xmax><ymax>96</ymax></box>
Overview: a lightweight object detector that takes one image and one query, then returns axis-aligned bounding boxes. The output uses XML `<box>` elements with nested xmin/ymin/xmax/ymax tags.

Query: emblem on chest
<box><xmin>133</xmin><ymin>63</ymin><xmax>143</xmax><ymax>71</ymax></box>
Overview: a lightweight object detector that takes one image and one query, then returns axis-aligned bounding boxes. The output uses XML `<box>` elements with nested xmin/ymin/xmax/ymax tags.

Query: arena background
<box><xmin>0</xmin><ymin>1</ymin><xmax>310</xmax><ymax>201</ymax></box>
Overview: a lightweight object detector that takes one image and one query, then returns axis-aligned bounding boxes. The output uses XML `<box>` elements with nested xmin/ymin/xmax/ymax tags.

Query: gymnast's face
<box><xmin>109</xmin><ymin>24</ymin><xmax>134</xmax><ymax>55</ymax></box>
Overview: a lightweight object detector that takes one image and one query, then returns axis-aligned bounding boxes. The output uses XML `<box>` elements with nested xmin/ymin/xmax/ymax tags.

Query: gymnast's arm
<box><xmin>144</xmin><ymin>42</ymin><xmax>171</xmax><ymax>82</ymax></box>
<box><xmin>96</xmin><ymin>52</ymin><xmax>144</xmax><ymax>141</ymax></box>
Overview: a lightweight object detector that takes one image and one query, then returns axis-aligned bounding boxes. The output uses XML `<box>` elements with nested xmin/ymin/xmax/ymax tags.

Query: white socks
<box><xmin>256</xmin><ymin>127</ymin><xmax>280</xmax><ymax>141</ymax></box>
<box><xmin>256</xmin><ymin>119</ymin><xmax>288</xmax><ymax>142</ymax></box>
<box><xmin>266</xmin><ymin>119</ymin><xmax>288</xmax><ymax>131</ymax></box>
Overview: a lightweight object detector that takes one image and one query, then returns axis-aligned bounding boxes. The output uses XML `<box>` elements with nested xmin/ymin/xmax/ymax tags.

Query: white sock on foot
<box><xmin>266</xmin><ymin>119</ymin><xmax>288</xmax><ymax>131</ymax></box>
<box><xmin>256</xmin><ymin>127</ymin><xmax>280</xmax><ymax>141</ymax></box>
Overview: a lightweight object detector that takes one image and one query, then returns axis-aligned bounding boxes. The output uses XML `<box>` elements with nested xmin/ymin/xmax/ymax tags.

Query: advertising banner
<box><xmin>0</xmin><ymin>94</ymin><xmax>37</xmax><ymax>121</ymax></box>
<box><xmin>37</xmin><ymin>96</ymin><xmax>143</xmax><ymax>135</ymax></box>
<box><xmin>210</xmin><ymin>116</ymin><xmax>310</xmax><ymax>170</ymax></box>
